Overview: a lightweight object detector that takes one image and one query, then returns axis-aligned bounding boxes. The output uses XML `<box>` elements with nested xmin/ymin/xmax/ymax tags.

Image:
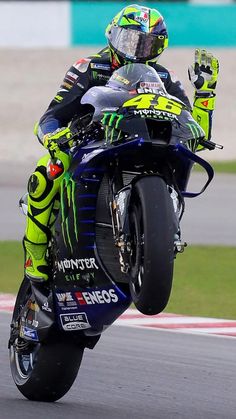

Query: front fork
<box><xmin>110</xmin><ymin>185</ymin><xmax>132</xmax><ymax>274</ymax></box>
<box><xmin>110</xmin><ymin>182</ymin><xmax>187</xmax><ymax>275</ymax></box>
<box><xmin>167</xmin><ymin>185</ymin><xmax>187</xmax><ymax>254</ymax></box>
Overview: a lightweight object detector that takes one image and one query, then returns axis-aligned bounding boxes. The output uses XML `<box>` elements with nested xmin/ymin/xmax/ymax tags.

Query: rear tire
<box><xmin>129</xmin><ymin>176</ymin><xmax>176</xmax><ymax>315</ymax></box>
<box><xmin>10</xmin><ymin>336</ymin><xmax>84</xmax><ymax>402</ymax></box>
<box><xmin>9</xmin><ymin>278</ymin><xmax>84</xmax><ymax>402</ymax></box>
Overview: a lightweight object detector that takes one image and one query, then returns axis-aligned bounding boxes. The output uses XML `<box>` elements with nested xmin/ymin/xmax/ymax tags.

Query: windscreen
<box><xmin>106</xmin><ymin>63</ymin><xmax>167</xmax><ymax>95</ymax></box>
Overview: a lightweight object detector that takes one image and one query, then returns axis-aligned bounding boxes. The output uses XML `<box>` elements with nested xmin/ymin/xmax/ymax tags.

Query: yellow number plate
<box><xmin>123</xmin><ymin>94</ymin><xmax>183</xmax><ymax>116</ymax></box>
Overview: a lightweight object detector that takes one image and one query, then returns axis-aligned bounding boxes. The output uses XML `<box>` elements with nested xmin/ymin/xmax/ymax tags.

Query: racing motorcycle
<box><xmin>9</xmin><ymin>64</ymin><xmax>222</xmax><ymax>402</ymax></box>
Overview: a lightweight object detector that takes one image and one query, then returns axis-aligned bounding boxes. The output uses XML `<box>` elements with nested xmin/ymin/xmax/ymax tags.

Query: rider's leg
<box><xmin>24</xmin><ymin>151</ymin><xmax>70</xmax><ymax>281</ymax></box>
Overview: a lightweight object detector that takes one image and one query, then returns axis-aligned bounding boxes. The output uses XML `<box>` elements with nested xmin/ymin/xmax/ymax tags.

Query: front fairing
<box><xmin>81</xmin><ymin>87</ymin><xmax>205</xmax><ymax>148</ymax></box>
<box><xmin>81</xmin><ymin>85</ymin><xmax>130</xmax><ymax>121</ymax></box>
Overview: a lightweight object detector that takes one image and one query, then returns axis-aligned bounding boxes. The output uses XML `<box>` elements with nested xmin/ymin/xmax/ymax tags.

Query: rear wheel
<box><xmin>9</xmin><ymin>278</ymin><xmax>84</xmax><ymax>402</ymax></box>
<box><xmin>10</xmin><ymin>336</ymin><xmax>84</xmax><ymax>402</ymax></box>
<box><xmin>129</xmin><ymin>176</ymin><xmax>176</xmax><ymax>315</ymax></box>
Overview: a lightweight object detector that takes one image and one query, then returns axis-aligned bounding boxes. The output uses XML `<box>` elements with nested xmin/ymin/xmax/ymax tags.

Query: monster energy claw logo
<box><xmin>61</xmin><ymin>172</ymin><xmax>79</xmax><ymax>251</ymax></box>
<box><xmin>102</xmin><ymin>112</ymin><xmax>124</xmax><ymax>144</ymax></box>
<box><xmin>186</xmin><ymin>122</ymin><xmax>203</xmax><ymax>152</ymax></box>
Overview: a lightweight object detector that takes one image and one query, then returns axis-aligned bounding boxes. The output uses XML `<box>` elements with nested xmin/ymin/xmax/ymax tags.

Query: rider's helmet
<box><xmin>105</xmin><ymin>4</ymin><xmax>168</xmax><ymax>68</ymax></box>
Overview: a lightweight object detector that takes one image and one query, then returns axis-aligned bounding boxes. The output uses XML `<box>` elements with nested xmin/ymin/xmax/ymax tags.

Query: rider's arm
<box><xmin>37</xmin><ymin>58</ymin><xmax>92</xmax><ymax>143</ymax></box>
<box><xmin>151</xmin><ymin>63</ymin><xmax>191</xmax><ymax>108</ymax></box>
<box><xmin>163</xmin><ymin>69</ymin><xmax>191</xmax><ymax>109</ymax></box>
<box><xmin>188</xmin><ymin>49</ymin><xmax>219</xmax><ymax>142</ymax></box>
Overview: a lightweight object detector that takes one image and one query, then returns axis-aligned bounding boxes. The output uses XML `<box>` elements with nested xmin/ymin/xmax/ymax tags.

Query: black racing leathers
<box><xmin>38</xmin><ymin>47</ymin><xmax>191</xmax><ymax>142</ymax></box>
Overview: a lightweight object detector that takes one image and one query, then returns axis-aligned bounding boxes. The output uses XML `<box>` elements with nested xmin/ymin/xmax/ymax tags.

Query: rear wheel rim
<box><xmin>11</xmin><ymin>338</ymin><xmax>39</xmax><ymax>380</ymax></box>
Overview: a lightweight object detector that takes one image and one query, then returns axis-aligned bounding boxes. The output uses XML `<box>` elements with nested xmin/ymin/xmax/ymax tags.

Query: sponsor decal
<box><xmin>61</xmin><ymin>81</ymin><xmax>73</xmax><ymax>90</ymax></box>
<box><xmin>138</xmin><ymin>87</ymin><xmax>165</xmax><ymax>95</ymax></box>
<box><xmin>56</xmin><ymin>292</ymin><xmax>74</xmax><ymax>302</ymax></box>
<box><xmin>140</xmin><ymin>82</ymin><xmax>163</xmax><ymax>89</ymax></box>
<box><xmin>92</xmin><ymin>71</ymin><xmax>110</xmax><ymax>82</ymax></box>
<box><xmin>42</xmin><ymin>301</ymin><xmax>52</xmax><ymax>313</ymax></box>
<box><xmin>75</xmin><ymin>288</ymin><xmax>119</xmax><ymax>305</ymax></box>
<box><xmin>90</xmin><ymin>63</ymin><xmax>110</xmax><ymax>71</ymax></box>
<box><xmin>57</xmin><ymin>258</ymin><xmax>99</xmax><ymax>273</ymax></box>
<box><xmin>65</xmin><ymin>272</ymin><xmax>95</xmax><ymax>282</ymax></box>
<box><xmin>54</xmin><ymin>94</ymin><xmax>63</xmax><ymax>103</ymax></box>
<box><xmin>157</xmin><ymin>72</ymin><xmax>168</xmax><ymax>79</ymax></box>
<box><xmin>27</xmin><ymin>300</ymin><xmax>39</xmax><ymax>312</ymax></box>
<box><xmin>77</xmin><ymin>81</ymin><xmax>85</xmax><ymax>90</ymax></box>
<box><xmin>112</xmin><ymin>72</ymin><xmax>130</xmax><ymax>85</ymax></box>
<box><xmin>25</xmin><ymin>258</ymin><xmax>32</xmax><ymax>268</ymax></box>
<box><xmin>133</xmin><ymin>109</ymin><xmax>178</xmax><ymax>120</ymax></box>
<box><xmin>135</xmin><ymin>10</ymin><xmax>149</xmax><ymax>23</ymax></box>
<box><xmin>60</xmin><ymin>312</ymin><xmax>90</xmax><ymax>330</ymax></box>
<box><xmin>65</xmin><ymin>273</ymin><xmax>81</xmax><ymax>282</ymax></box>
<box><xmin>65</xmin><ymin>71</ymin><xmax>78</xmax><ymax>83</ymax></box>
<box><xmin>56</xmin><ymin>292</ymin><xmax>77</xmax><ymax>309</ymax></box>
<box><xmin>73</xmin><ymin>58</ymin><xmax>91</xmax><ymax>73</ymax></box>
<box><xmin>201</xmin><ymin>100</ymin><xmax>209</xmax><ymax>108</ymax></box>
<box><xmin>60</xmin><ymin>306</ymin><xmax>77</xmax><ymax>312</ymax></box>
<box><xmin>23</xmin><ymin>326</ymin><xmax>38</xmax><ymax>341</ymax></box>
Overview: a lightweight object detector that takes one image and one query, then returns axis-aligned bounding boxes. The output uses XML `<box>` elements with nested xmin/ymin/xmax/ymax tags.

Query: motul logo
<box><xmin>75</xmin><ymin>289</ymin><xmax>119</xmax><ymax>305</ymax></box>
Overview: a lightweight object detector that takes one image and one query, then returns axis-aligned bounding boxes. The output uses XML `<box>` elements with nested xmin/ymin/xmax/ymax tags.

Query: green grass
<box><xmin>1</xmin><ymin>242</ymin><xmax>236</xmax><ymax>319</ymax></box>
<box><xmin>166</xmin><ymin>246</ymin><xmax>236</xmax><ymax>319</ymax></box>
<box><xmin>194</xmin><ymin>160</ymin><xmax>236</xmax><ymax>174</ymax></box>
<box><xmin>0</xmin><ymin>241</ymin><xmax>24</xmax><ymax>294</ymax></box>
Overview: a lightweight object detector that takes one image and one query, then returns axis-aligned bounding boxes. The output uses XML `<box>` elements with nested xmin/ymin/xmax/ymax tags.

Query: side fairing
<box><xmin>52</xmin><ymin>146</ymin><xmax>131</xmax><ymax>334</ymax></box>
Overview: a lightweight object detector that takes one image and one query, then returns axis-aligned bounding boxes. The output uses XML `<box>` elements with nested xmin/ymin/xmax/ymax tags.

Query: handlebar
<box><xmin>198</xmin><ymin>138</ymin><xmax>223</xmax><ymax>151</ymax></box>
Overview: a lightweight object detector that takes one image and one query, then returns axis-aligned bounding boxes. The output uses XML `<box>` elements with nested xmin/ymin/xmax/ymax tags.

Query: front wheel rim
<box><xmin>130</xmin><ymin>204</ymin><xmax>144</xmax><ymax>297</ymax></box>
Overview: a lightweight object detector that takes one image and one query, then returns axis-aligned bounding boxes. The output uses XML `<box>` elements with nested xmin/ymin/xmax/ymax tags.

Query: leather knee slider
<box><xmin>27</xmin><ymin>171</ymin><xmax>47</xmax><ymax>199</ymax></box>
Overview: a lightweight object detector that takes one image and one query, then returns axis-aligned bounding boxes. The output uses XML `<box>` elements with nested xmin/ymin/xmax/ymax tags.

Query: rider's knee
<box><xmin>27</xmin><ymin>169</ymin><xmax>49</xmax><ymax>200</ymax></box>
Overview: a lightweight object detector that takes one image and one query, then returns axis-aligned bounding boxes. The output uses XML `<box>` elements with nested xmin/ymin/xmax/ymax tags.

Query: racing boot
<box><xmin>23</xmin><ymin>152</ymin><xmax>70</xmax><ymax>282</ymax></box>
<box><xmin>23</xmin><ymin>237</ymin><xmax>49</xmax><ymax>282</ymax></box>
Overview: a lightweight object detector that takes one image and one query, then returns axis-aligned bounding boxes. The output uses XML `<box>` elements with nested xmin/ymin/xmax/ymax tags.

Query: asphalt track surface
<box><xmin>1</xmin><ymin>167</ymin><xmax>236</xmax><ymax>245</ymax></box>
<box><xmin>1</xmin><ymin>311</ymin><xmax>236</xmax><ymax>419</ymax></box>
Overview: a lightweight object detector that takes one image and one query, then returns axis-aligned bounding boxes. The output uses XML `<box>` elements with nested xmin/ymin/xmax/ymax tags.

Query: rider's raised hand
<box><xmin>43</xmin><ymin>127</ymin><xmax>73</xmax><ymax>152</ymax></box>
<box><xmin>188</xmin><ymin>49</ymin><xmax>219</xmax><ymax>96</ymax></box>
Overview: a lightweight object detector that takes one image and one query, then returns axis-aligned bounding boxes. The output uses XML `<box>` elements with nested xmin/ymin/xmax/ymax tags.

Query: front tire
<box><xmin>129</xmin><ymin>176</ymin><xmax>176</xmax><ymax>315</ymax></box>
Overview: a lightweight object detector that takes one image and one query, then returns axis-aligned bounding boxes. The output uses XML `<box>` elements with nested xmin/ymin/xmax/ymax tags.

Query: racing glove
<box><xmin>188</xmin><ymin>49</ymin><xmax>219</xmax><ymax>95</ymax></box>
<box><xmin>188</xmin><ymin>49</ymin><xmax>219</xmax><ymax>141</ymax></box>
<box><xmin>43</xmin><ymin>127</ymin><xmax>73</xmax><ymax>153</ymax></box>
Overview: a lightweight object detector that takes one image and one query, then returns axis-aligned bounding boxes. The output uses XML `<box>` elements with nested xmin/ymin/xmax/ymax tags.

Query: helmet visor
<box><xmin>109</xmin><ymin>27</ymin><xmax>165</xmax><ymax>60</ymax></box>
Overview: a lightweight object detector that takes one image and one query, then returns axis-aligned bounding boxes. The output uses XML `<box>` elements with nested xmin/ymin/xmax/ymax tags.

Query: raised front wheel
<box><xmin>129</xmin><ymin>176</ymin><xmax>177</xmax><ymax>315</ymax></box>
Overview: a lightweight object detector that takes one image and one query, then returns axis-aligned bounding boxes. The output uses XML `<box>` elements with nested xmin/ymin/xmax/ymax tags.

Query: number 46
<box><xmin>123</xmin><ymin>94</ymin><xmax>183</xmax><ymax>115</ymax></box>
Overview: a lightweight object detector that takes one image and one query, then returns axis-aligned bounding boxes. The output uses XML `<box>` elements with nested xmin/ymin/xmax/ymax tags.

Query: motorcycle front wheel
<box><xmin>129</xmin><ymin>175</ymin><xmax>176</xmax><ymax>315</ymax></box>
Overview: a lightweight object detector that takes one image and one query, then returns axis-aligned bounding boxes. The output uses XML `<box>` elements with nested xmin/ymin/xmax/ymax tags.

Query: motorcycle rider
<box><xmin>23</xmin><ymin>4</ymin><xmax>219</xmax><ymax>282</ymax></box>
